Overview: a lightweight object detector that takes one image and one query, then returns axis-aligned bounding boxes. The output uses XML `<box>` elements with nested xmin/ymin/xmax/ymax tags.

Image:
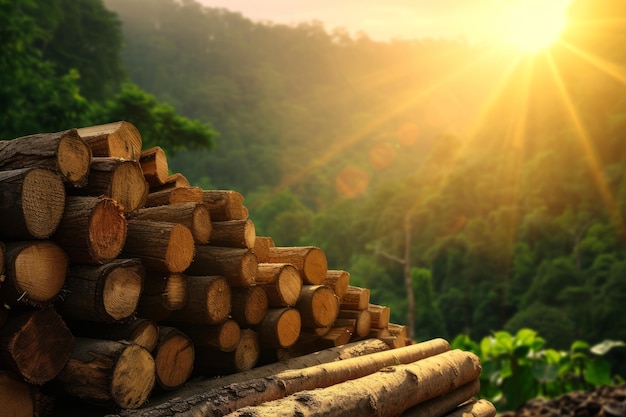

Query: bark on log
<box><xmin>0</xmin><ymin>168</ymin><xmax>65</xmax><ymax>240</ymax></box>
<box><xmin>123</xmin><ymin>220</ymin><xmax>195</xmax><ymax>273</ymax></box>
<box><xmin>0</xmin><ymin>307</ymin><xmax>74</xmax><ymax>384</ymax></box>
<box><xmin>145</xmin><ymin>186</ymin><xmax>203</xmax><ymax>207</ymax></box>
<box><xmin>209</xmin><ymin>219</ymin><xmax>255</xmax><ymax>248</ymax></box>
<box><xmin>1</xmin><ymin>241</ymin><xmax>68</xmax><ymax>307</ymax></box>
<box><xmin>53</xmin><ymin>196</ymin><xmax>126</xmax><ymax>264</ymax></box>
<box><xmin>68</xmin><ymin>318</ymin><xmax>160</xmax><ymax>353</ymax></box>
<box><xmin>339</xmin><ymin>285</ymin><xmax>370</xmax><ymax>311</ymax></box>
<box><xmin>76</xmin><ymin>121</ymin><xmax>142</xmax><ymax>161</ymax></box>
<box><xmin>399</xmin><ymin>379</ymin><xmax>481</xmax><ymax>417</ymax></box>
<box><xmin>193</xmin><ymin>329</ymin><xmax>259</xmax><ymax>376</ymax></box>
<box><xmin>256</xmin><ymin>263</ymin><xmax>302</xmax><ymax>307</ymax></box>
<box><xmin>58</xmin><ymin>259</ymin><xmax>144</xmax><ymax>322</ymax></box>
<box><xmin>297</xmin><ymin>285</ymin><xmax>339</xmax><ymax>328</ymax></box>
<box><xmin>166</xmin><ymin>275</ymin><xmax>230</xmax><ymax>325</ymax></box>
<box><xmin>230</xmin><ymin>285</ymin><xmax>268</xmax><ymax>326</ymax></box>
<box><xmin>268</xmin><ymin>246</ymin><xmax>328</xmax><ymax>285</ymax></box>
<box><xmin>201</xmin><ymin>190</ymin><xmax>246</xmax><ymax>221</ymax></box>
<box><xmin>255</xmin><ymin>308</ymin><xmax>301</xmax><ymax>349</ymax></box>
<box><xmin>177</xmin><ymin>319</ymin><xmax>241</xmax><ymax>352</ymax></box>
<box><xmin>368</xmin><ymin>304</ymin><xmax>390</xmax><ymax>329</ymax></box>
<box><xmin>187</xmin><ymin>246</ymin><xmax>257</xmax><ymax>287</ymax></box>
<box><xmin>227</xmin><ymin>348</ymin><xmax>480</xmax><ymax>417</ymax></box>
<box><xmin>153</xmin><ymin>326</ymin><xmax>195</xmax><ymax>391</ymax></box>
<box><xmin>82</xmin><ymin>157</ymin><xmax>148</xmax><ymax>213</ymax></box>
<box><xmin>253</xmin><ymin>236</ymin><xmax>274</xmax><ymax>263</ymax></box>
<box><xmin>129</xmin><ymin>203</ymin><xmax>211</xmax><ymax>244</ymax></box>
<box><xmin>0</xmin><ymin>128</ymin><xmax>92</xmax><ymax>187</ymax></box>
<box><xmin>140</xmin><ymin>146</ymin><xmax>169</xmax><ymax>187</ymax></box>
<box><xmin>150</xmin><ymin>173</ymin><xmax>190</xmax><ymax>192</ymax></box>
<box><xmin>142</xmin><ymin>271</ymin><xmax>189</xmax><ymax>311</ymax></box>
<box><xmin>56</xmin><ymin>338</ymin><xmax>155</xmax><ymax>410</ymax></box>
<box><xmin>323</xmin><ymin>270</ymin><xmax>350</xmax><ymax>301</ymax></box>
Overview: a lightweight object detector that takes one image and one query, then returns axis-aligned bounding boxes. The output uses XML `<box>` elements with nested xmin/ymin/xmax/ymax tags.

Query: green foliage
<box><xmin>452</xmin><ymin>329</ymin><xmax>626</xmax><ymax>411</ymax></box>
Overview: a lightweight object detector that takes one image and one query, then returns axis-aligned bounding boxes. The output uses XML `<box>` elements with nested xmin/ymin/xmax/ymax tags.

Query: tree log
<box><xmin>0</xmin><ymin>307</ymin><xmax>74</xmax><ymax>384</ymax></box>
<box><xmin>53</xmin><ymin>196</ymin><xmax>126</xmax><ymax>264</ymax></box>
<box><xmin>209</xmin><ymin>219</ymin><xmax>256</xmax><ymax>248</ymax></box>
<box><xmin>193</xmin><ymin>329</ymin><xmax>259</xmax><ymax>376</ymax></box>
<box><xmin>0</xmin><ymin>168</ymin><xmax>65</xmax><ymax>240</ymax></box>
<box><xmin>0</xmin><ymin>128</ymin><xmax>91</xmax><ymax>186</ymax></box>
<box><xmin>139</xmin><ymin>146</ymin><xmax>169</xmax><ymax>186</ymax></box>
<box><xmin>186</xmin><ymin>246</ymin><xmax>257</xmax><ymax>287</ymax></box>
<box><xmin>128</xmin><ymin>202</ymin><xmax>211</xmax><ymax>244</ymax></box>
<box><xmin>58</xmin><ymin>259</ymin><xmax>144</xmax><ymax>322</ymax></box>
<box><xmin>256</xmin><ymin>308</ymin><xmax>301</xmax><ymax>349</ymax></box>
<box><xmin>153</xmin><ymin>326</ymin><xmax>195</xmax><ymax>391</ymax></box>
<box><xmin>76</xmin><ymin>121</ymin><xmax>142</xmax><ymax>161</ymax></box>
<box><xmin>227</xmin><ymin>348</ymin><xmax>479</xmax><ymax>417</ymax></box>
<box><xmin>123</xmin><ymin>220</ymin><xmax>195</xmax><ymax>273</ymax></box>
<box><xmin>177</xmin><ymin>319</ymin><xmax>241</xmax><ymax>352</ymax></box>
<box><xmin>201</xmin><ymin>190</ymin><xmax>246</xmax><ymax>221</ymax></box>
<box><xmin>166</xmin><ymin>275</ymin><xmax>230</xmax><ymax>325</ymax></box>
<box><xmin>253</xmin><ymin>236</ymin><xmax>274</xmax><ymax>263</ymax></box>
<box><xmin>368</xmin><ymin>304</ymin><xmax>390</xmax><ymax>329</ymax></box>
<box><xmin>268</xmin><ymin>246</ymin><xmax>328</xmax><ymax>285</ymax></box>
<box><xmin>0</xmin><ymin>370</ymin><xmax>40</xmax><ymax>417</ymax></box>
<box><xmin>68</xmin><ymin>318</ymin><xmax>160</xmax><ymax>353</ymax></box>
<box><xmin>442</xmin><ymin>399</ymin><xmax>497</xmax><ymax>417</ymax></box>
<box><xmin>145</xmin><ymin>186</ymin><xmax>203</xmax><ymax>207</ymax></box>
<box><xmin>230</xmin><ymin>285</ymin><xmax>268</xmax><ymax>326</ymax></box>
<box><xmin>256</xmin><ymin>263</ymin><xmax>302</xmax><ymax>307</ymax></box>
<box><xmin>149</xmin><ymin>172</ymin><xmax>190</xmax><ymax>192</ymax></box>
<box><xmin>56</xmin><ymin>338</ymin><xmax>155</xmax><ymax>410</ymax></box>
<box><xmin>399</xmin><ymin>379</ymin><xmax>481</xmax><ymax>417</ymax></box>
<box><xmin>337</xmin><ymin>309</ymin><xmax>371</xmax><ymax>339</ymax></box>
<box><xmin>297</xmin><ymin>285</ymin><xmax>339</xmax><ymax>328</ymax></box>
<box><xmin>323</xmin><ymin>269</ymin><xmax>350</xmax><ymax>301</ymax></box>
<box><xmin>340</xmin><ymin>285</ymin><xmax>370</xmax><ymax>311</ymax></box>
<box><xmin>82</xmin><ymin>157</ymin><xmax>148</xmax><ymax>213</ymax></box>
<box><xmin>141</xmin><ymin>271</ymin><xmax>188</xmax><ymax>311</ymax></box>
<box><xmin>1</xmin><ymin>241</ymin><xmax>68</xmax><ymax>307</ymax></box>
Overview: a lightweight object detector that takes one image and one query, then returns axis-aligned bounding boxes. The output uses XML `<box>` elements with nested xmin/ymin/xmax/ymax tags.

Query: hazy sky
<box><xmin>195</xmin><ymin>0</ymin><xmax>573</xmax><ymax>44</ymax></box>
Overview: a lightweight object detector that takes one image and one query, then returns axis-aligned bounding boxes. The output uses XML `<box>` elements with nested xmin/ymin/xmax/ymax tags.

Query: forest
<box><xmin>2</xmin><ymin>0</ymin><xmax>626</xmax><ymax>390</ymax></box>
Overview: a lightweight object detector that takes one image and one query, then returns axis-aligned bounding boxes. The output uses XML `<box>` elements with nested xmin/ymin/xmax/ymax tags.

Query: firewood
<box><xmin>57</xmin><ymin>259</ymin><xmax>144</xmax><ymax>323</ymax></box>
<box><xmin>444</xmin><ymin>399</ymin><xmax>497</xmax><ymax>417</ymax></box>
<box><xmin>297</xmin><ymin>285</ymin><xmax>339</xmax><ymax>328</ymax></box>
<box><xmin>178</xmin><ymin>319</ymin><xmax>241</xmax><ymax>352</ymax></box>
<box><xmin>316</xmin><ymin>325</ymin><xmax>353</xmax><ymax>348</ymax></box>
<box><xmin>153</xmin><ymin>326</ymin><xmax>194</xmax><ymax>391</ymax></box>
<box><xmin>145</xmin><ymin>186</ymin><xmax>203</xmax><ymax>207</ymax></box>
<box><xmin>193</xmin><ymin>329</ymin><xmax>259</xmax><ymax>375</ymax></box>
<box><xmin>323</xmin><ymin>269</ymin><xmax>350</xmax><ymax>301</ymax></box>
<box><xmin>123</xmin><ymin>220</ymin><xmax>195</xmax><ymax>273</ymax></box>
<box><xmin>256</xmin><ymin>308</ymin><xmax>301</xmax><ymax>349</ymax></box>
<box><xmin>337</xmin><ymin>309</ymin><xmax>372</xmax><ymax>339</ymax></box>
<box><xmin>253</xmin><ymin>236</ymin><xmax>275</xmax><ymax>263</ymax></box>
<box><xmin>388</xmin><ymin>322</ymin><xmax>408</xmax><ymax>339</ymax></box>
<box><xmin>53</xmin><ymin>196</ymin><xmax>126</xmax><ymax>264</ymax></box>
<box><xmin>256</xmin><ymin>263</ymin><xmax>302</xmax><ymax>307</ymax></box>
<box><xmin>148</xmin><ymin>172</ymin><xmax>190</xmax><ymax>193</ymax></box>
<box><xmin>227</xmin><ymin>348</ymin><xmax>479</xmax><ymax>417</ymax></box>
<box><xmin>230</xmin><ymin>285</ymin><xmax>268</xmax><ymax>326</ymax></box>
<box><xmin>268</xmin><ymin>246</ymin><xmax>328</xmax><ymax>285</ymax></box>
<box><xmin>128</xmin><ymin>202</ymin><xmax>211</xmax><ymax>244</ymax></box>
<box><xmin>1</xmin><ymin>241</ymin><xmax>68</xmax><ymax>307</ymax></box>
<box><xmin>0</xmin><ymin>128</ymin><xmax>92</xmax><ymax>187</ymax></box>
<box><xmin>141</xmin><ymin>271</ymin><xmax>188</xmax><ymax>310</ymax></box>
<box><xmin>369</xmin><ymin>327</ymin><xmax>391</xmax><ymax>339</ymax></box>
<box><xmin>139</xmin><ymin>146</ymin><xmax>168</xmax><ymax>186</ymax></box>
<box><xmin>380</xmin><ymin>335</ymin><xmax>407</xmax><ymax>348</ymax></box>
<box><xmin>201</xmin><ymin>189</ymin><xmax>246</xmax><ymax>221</ymax></box>
<box><xmin>68</xmin><ymin>318</ymin><xmax>160</xmax><ymax>353</ymax></box>
<box><xmin>209</xmin><ymin>219</ymin><xmax>256</xmax><ymax>248</ymax></box>
<box><xmin>56</xmin><ymin>338</ymin><xmax>155</xmax><ymax>410</ymax></box>
<box><xmin>0</xmin><ymin>370</ymin><xmax>40</xmax><ymax>417</ymax></box>
<box><xmin>0</xmin><ymin>168</ymin><xmax>65</xmax><ymax>240</ymax></box>
<box><xmin>166</xmin><ymin>275</ymin><xmax>230</xmax><ymax>325</ymax></box>
<box><xmin>339</xmin><ymin>285</ymin><xmax>370</xmax><ymax>310</ymax></box>
<box><xmin>0</xmin><ymin>307</ymin><xmax>74</xmax><ymax>384</ymax></box>
<box><xmin>82</xmin><ymin>157</ymin><xmax>148</xmax><ymax>213</ymax></box>
<box><xmin>187</xmin><ymin>246</ymin><xmax>257</xmax><ymax>287</ymax></box>
<box><xmin>76</xmin><ymin>121</ymin><xmax>142</xmax><ymax>161</ymax></box>
<box><xmin>399</xmin><ymin>379</ymin><xmax>481</xmax><ymax>417</ymax></box>
<box><xmin>368</xmin><ymin>304</ymin><xmax>390</xmax><ymax>329</ymax></box>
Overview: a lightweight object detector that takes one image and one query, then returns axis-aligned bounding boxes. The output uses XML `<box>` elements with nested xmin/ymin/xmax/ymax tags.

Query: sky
<box><xmin>195</xmin><ymin>0</ymin><xmax>573</xmax><ymax>45</ymax></box>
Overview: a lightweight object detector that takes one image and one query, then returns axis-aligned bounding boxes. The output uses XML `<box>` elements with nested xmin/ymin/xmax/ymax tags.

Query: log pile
<box><xmin>0</xmin><ymin>122</ymin><xmax>495</xmax><ymax>417</ymax></box>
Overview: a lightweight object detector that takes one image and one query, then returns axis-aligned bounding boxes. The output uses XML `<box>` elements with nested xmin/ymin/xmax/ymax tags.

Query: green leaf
<box><xmin>584</xmin><ymin>359</ymin><xmax>612</xmax><ymax>386</ymax></box>
<box><xmin>513</xmin><ymin>344</ymin><xmax>531</xmax><ymax>359</ymax></box>
<box><xmin>532</xmin><ymin>361</ymin><xmax>559</xmax><ymax>383</ymax></box>
<box><xmin>571</xmin><ymin>340</ymin><xmax>590</xmax><ymax>352</ymax></box>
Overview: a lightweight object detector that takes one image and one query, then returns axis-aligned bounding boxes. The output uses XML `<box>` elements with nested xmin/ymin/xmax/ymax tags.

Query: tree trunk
<box><xmin>129</xmin><ymin>202</ymin><xmax>211</xmax><ymax>244</ymax></box>
<box><xmin>153</xmin><ymin>326</ymin><xmax>195</xmax><ymax>391</ymax></box>
<box><xmin>0</xmin><ymin>168</ymin><xmax>65</xmax><ymax>240</ymax></box>
<box><xmin>139</xmin><ymin>146</ymin><xmax>169</xmax><ymax>186</ymax></box>
<box><xmin>145</xmin><ymin>186</ymin><xmax>203</xmax><ymax>207</ymax></box>
<box><xmin>256</xmin><ymin>263</ymin><xmax>302</xmax><ymax>307</ymax></box>
<box><xmin>0</xmin><ymin>307</ymin><xmax>74</xmax><ymax>384</ymax></box>
<box><xmin>209</xmin><ymin>219</ymin><xmax>256</xmax><ymax>248</ymax></box>
<box><xmin>403</xmin><ymin>214</ymin><xmax>415</xmax><ymax>340</ymax></box>
<box><xmin>57</xmin><ymin>258</ymin><xmax>144</xmax><ymax>322</ymax></box>
<box><xmin>76</xmin><ymin>121</ymin><xmax>142</xmax><ymax>161</ymax></box>
<box><xmin>0</xmin><ymin>128</ymin><xmax>92</xmax><ymax>187</ymax></box>
<box><xmin>193</xmin><ymin>329</ymin><xmax>259</xmax><ymax>376</ymax></box>
<box><xmin>53</xmin><ymin>196</ymin><xmax>127</xmax><ymax>264</ymax></box>
<box><xmin>201</xmin><ymin>190</ymin><xmax>246</xmax><ymax>221</ymax></box>
<box><xmin>323</xmin><ymin>270</ymin><xmax>350</xmax><ymax>301</ymax></box>
<box><xmin>253</xmin><ymin>236</ymin><xmax>275</xmax><ymax>263</ymax></box>
<box><xmin>368</xmin><ymin>304</ymin><xmax>390</xmax><ymax>329</ymax></box>
<box><xmin>297</xmin><ymin>285</ymin><xmax>339</xmax><ymax>328</ymax></box>
<box><xmin>230</xmin><ymin>285</ymin><xmax>269</xmax><ymax>326</ymax></box>
<box><xmin>1</xmin><ymin>241</ymin><xmax>68</xmax><ymax>307</ymax></box>
<box><xmin>177</xmin><ymin>319</ymin><xmax>241</xmax><ymax>352</ymax></box>
<box><xmin>339</xmin><ymin>286</ymin><xmax>370</xmax><ymax>311</ymax></box>
<box><xmin>67</xmin><ymin>318</ymin><xmax>160</xmax><ymax>353</ymax></box>
<box><xmin>399</xmin><ymin>379</ymin><xmax>480</xmax><ymax>417</ymax></box>
<box><xmin>82</xmin><ymin>157</ymin><xmax>149</xmax><ymax>213</ymax></box>
<box><xmin>166</xmin><ymin>275</ymin><xmax>231</xmax><ymax>325</ymax></box>
<box><xmin>255</xmin><ymin>308</ymin><xmax>301</xmax><ymax>349</ymax></box>
<box><xmin>186</xmin><ymin>246</ymin><xmax>257</xmax><ymax>287</ymax></box>
<box><xmin>123</xmin><ymin>220</ymin><xmax>195</xmax><ymax>273</ymax></box>
<box><xmin>268</xmin><ymin>246</ymin><xmax>328</xmax><ymax>285</ymax></box>
<box><xmin>56</xmin><ymin>338</ymin><xmax>155</xmax><ymax>410</ymax></box>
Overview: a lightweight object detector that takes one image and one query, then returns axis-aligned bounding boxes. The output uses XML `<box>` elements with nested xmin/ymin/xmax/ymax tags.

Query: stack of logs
<box><xmin>0</xmin><ymin>122</ymin><xmax>495</xmax><ymax>417</ymax></box>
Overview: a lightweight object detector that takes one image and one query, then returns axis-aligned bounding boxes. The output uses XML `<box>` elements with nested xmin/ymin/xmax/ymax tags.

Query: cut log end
<box><xmin>57</xmin><ymin>133</ymin><xmax>92</xmax><ymax>186</ymax></box>
<box><xmin>110</xmin><ymin>161</ymin><xmax>148</xmax><ymax>212</ymax></box>
<box><xmin>192</xmin><ymin>204</ymin><xmax>212</xmax><ymax>244</ymax></box>
<box><xmin>88</xmin><ymin>198</ymin><xmax>127</xmax><ymax>263</ymax></box>
<box><xmin>111</xmin><ymin>344</ymin><xmax>156</xmax><ymax>409</ymax></box>
<box><xmin>165</xmin><ymin>224</ymin><xmax>195</xmax><ymax>272</ymax></box>
<box><xmin>12</xmin><ymin>241</ymin><xmax>68</xmax><ymax>305</ymax></box>
<box><xmin>0</xmin><ymin>371</ymin><xmax>35</xmax><ymax>417</ymax></box>
<box><xmin>155</xmin><ymin>328</ymin><xmax>195</xmax><ymax>391</ymax></box>
<box><xmin>302</xmin><ymin>248</ymin><xmax>328</xmax><ymax>285</ymax></box>
<box><xmin>103</xmin><ymin>267</ymin><xmax>143</xmax><ymax>321</ymax></box>
<box><xmin>276</xmin><ymin>265</ymin><xmax>302</xmax><ymax>307</ymax></box>
<box><xmin>22</xmin><ymin>168</ymin><xmax>66</xmax><ymax>239</ymax></box>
